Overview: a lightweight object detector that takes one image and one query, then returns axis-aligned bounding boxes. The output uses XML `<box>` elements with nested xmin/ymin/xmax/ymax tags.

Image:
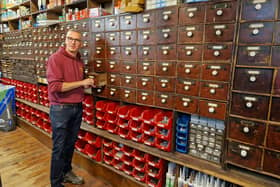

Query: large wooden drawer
<box><xmin>237</xmin><ymin>46</ymin><xmax>271</xmax><ymax>66</ymax></box>
<box><xmin>228</xmin><ymin>117</ymin><xmax>265</xmax><ymax>146</ymax></box>
<box><xmin>200</xmin><ymin>81</ymin><xmax>228</xmax><ymax>101</ymax></box>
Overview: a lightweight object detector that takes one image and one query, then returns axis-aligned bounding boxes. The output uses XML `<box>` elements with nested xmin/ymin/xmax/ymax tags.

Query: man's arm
<box><xmin>61</xmin><ymin>78</ymin><xmax>94</xmax><ymax>92</ymax></box>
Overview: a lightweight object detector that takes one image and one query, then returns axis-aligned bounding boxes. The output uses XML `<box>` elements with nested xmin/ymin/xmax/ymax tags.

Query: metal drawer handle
<box><xmin>97</xmin><ymin>89</ymin><xmax>102</xmax><ymax>93</ymax></box>
<box><xmin>143</xmin><ymin>50</ymin><xmax>149</xmax><ymax>55</ymax></box>
<box><xmin>183</xmin><ymin>102</ymin><xmax>189</xmax><ymax>107</ymax></box>
<box><xmin>125</xmin><ymin>50</ymin><xmax>131</xmax><ymax>55</ymax></box>
<box><xmin>240</xmin><ymin>150</ymin><xmax>248</xmax><ymax>158</ymax></box>
<box><xmin>184</xmin><ymin>85</ymin><xmax>190</xmax><ymax>91</ymax></box>
<box><xmin>143</xmin><ymin>34</ymin><xmax>149</xmax><ymax>40</ymax></box>
<box><xmin>163</xmin><ymin>33</ymin><xmax>169</xmax><ymax>38</ymax></box>
<box><xmin>216</xmin><ymin>9</ymin><xmax>223</xmax><ymax>16</ymax></box>
<box><xmin>186</xmin><ymin>50</ymin><xmax>192</xmax><ymax>56</ymax></box>
<box><xmin>125</xmin><ymin>93</ymin><xmax>129</xmax><ymax>98</ymax></box>
<box><xmin>143</xmin><ymin>17</ymin><xmax>149</xmax><ymax>23</ymax></box>
<box><xmin>214</xmin><ymin>50</ymin><xmax>220</xmax><ymax>57</ymax></box>
<box><xmin>215</xmin><ymin>30</ymin><xmax>222</xmax><ymax>36</ymax></box>
<box><xmin>96</xmin><ymin>50</ymin><xmax>101</xmax><ymax>54</ymax></box>
<box><xmin>126</xmin><ymin>20</ymin><xmax>131</xmax><ymax>25</ymax></box>
<box><xmin>126</xmin><ymin>65</ymin><xmax>131</xmax><ymax>70</ymax></box>
<box><xmin>252</xmin><ymin>28</ymin><xmax>259</xmax><ymax>35</ymax></box>
<box><xmin>185</xmin><ymin>68</ymin><xmax>191</xmax><ymax>74</ymax></box>
<box><xmin>142</xmin><ymin>96</ymin><xmax>147</xmax><ymax>101</ymax></box>
<box><xmin>161</xmin><ymin>83</ymin><xmax>167</xmax><ymax>88</ymax></box>
<box><xmin>163</xmin><ymin>50</ymin><xmax>169</xmax><ymax>55</ymax></box>
<box><xmin>187</xmin><ymin>31</ymin><xmax>193</xmax><ymax>37</ymax></box>
<box><xmin>249</xmin><ymin>75</ymin><xmax>256</xmax><ymax>82</ymax></box>
<box><xmin>84</xmin><ymin>60</ymin><xmax>88</xmax><ymax>65</ymax></box>
<box><xmin>110</xmin><ymin>50</ymin><xmax>115</xmax><ymax>55</ymax></box>
<box><xmin>125</xmin><ymin>79</ymin><xmax>130</xmax><ymax>83</ymax></box>
<box><xmin>95</xmin><ymin>23</ymin><xmax>100</xmax><ymax>28</ymax></box>
<box><xmin>210</xmin><ymin>88</ymin><xmax>216</xmax><ymax>94</ymax></box>
<box><xmin>110</xmin><ymin>22</ymin><xmax>115</xmax><ymax>26</ymax></box>
<box><xmin>110</xmin><ymin>91</ymin><xmax>115</xmax><ymax>96</ymax></box>
<box><xmin>163</xmin><ymin>14</ymin><xmax>169</xmax><ymax>20</ymax></box>
<box><xmin>243</xmin><ymin>126</ymin><xmax>250</xmax><ymax>133</ymax></box>
<box><xmin>188</xmin><ymin>12</ymin><xmax>194</xmax><ymax>18</ymax></box>
<box><xmin>161</xmin><ymin>99</ymin><xmax>167</xmax><ymax>104</ymax></box>
<box><xmin>162</xmin><ymin>67</ymin><xmax>168</xmax><ymax>72</ymax></box>
<box><xmin>246</xmin><ymin>101</ymin><xmax>253</xmax><ymax>108</ymax></box>
<box><xmin>109</xmin><ymin>36</ymin><xmax>115</xmax><ymax>41</ymax></box>
<box><xmin>110</xmin><ymin>78</ymin><xmax>115</xmax><ymax>83</ymax></box>
<box><xmin>83</xmin><ymin>33</ymin><xmax>87</xmax><ymax>37</ymax></box>
<box><xmin>143</xmin><ymin>66</ymin><xmax>148</xmax><ymax>71</ymax></box>
<box><xmin>211</xmin><ymin>70</ymin><xmax>219</xmax><ymax>76</ymax></box>
<box><xmin>249</xmin><ymin>51</ymin><xmax>256</xmax><ymax>57</ymax></box>
<box><xmin>208</xmin><ymin>107</ymin><xmax>215</xmax><ymax>113</ymax></box>
<box><xmin>142</xmin><ymin>82</ymin><xmax>147</xmax><ymax>86</ymax></box>
<box><xmin>96</xmin><ymin>64</ymin><xmax>101</xmax><ymax>67</ymax></box>
<box><xmin>126</xmin><ymin>35</ymin><xmax>131</xmax><ymax>40</ymax></box>
<box><xmin>255</xmin><ymin>3</ymin><xmax>262</xmax><ymax>10</ymax></box>
<box><xmin>110</xmin><ymin>64</ymin><xmax>115</xmax><ymax>69</ymax></box>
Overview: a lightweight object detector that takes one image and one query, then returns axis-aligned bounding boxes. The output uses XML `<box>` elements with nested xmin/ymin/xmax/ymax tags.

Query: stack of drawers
<box><xmin>226</xmin><ymin>0</ymin><xmax>280</xmax><ymax>178</ymax></box>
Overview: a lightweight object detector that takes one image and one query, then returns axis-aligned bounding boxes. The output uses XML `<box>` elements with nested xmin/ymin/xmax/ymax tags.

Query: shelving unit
<box><xmin>14</xmin><ymin>98</ymin><xmax>280</xmax><ymax>187</ymax></box>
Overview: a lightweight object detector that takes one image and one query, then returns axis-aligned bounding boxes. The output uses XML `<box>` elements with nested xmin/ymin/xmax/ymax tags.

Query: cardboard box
<box><xmin>88</xmin><ymin>72</ymin><xmax>107</xmax><ymax>87</ymax></box>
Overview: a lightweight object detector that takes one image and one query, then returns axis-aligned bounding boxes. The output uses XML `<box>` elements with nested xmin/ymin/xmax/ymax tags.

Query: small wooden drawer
<box><xmin>138</xmin><ymin>29</ymin><xmax>157</xmax><ymax>45</ymax></box>
<box><xmin>155</xmin><ymin>92</ymin><xmax>175</xmax><ymax>109</ymax></box>
<box><xmin>93</xmin><ymin>59</ymin><xmax>106</xmax><ymax>72</ymax></box>
<box><xmin>137</xmin><ymin>76</ymin><xmax>154</xmax><ymax>91</ymax></box>
<box><xmin>137</xmin><ymin>46</ymin><xmax>156</xmax><ymax>60</ymax></box>
<box><xmin>120</xmin><ymin>88</ymin><xmax>137</xmax><ymax>103</ymax></box>
<box><xmin>263</xmin><ymin>150</ymin><xmax>280</xmax><ymax>175</ymax></box>
<box><xmin>270</xmin><ymin>97</ymin><xmax>280</xmax><ymax>122</ymax></box>
<box><xmin>241</xmin><ymin>0</ymin><xmax>278</xmax><ymax>21</ymax></box>
<box><xmin>108</xmin><ymin>86</ymin><xmax>121</xmax><ymax>100</ymax></box>
<box><xmin>239</xmin><ymin>22</ymin><xmax>274</xmax><ymax>44</ymax></box>
<box><xmin>177</xmin><ymin>62</ymin><xmax>201</xmax><ymax>79</ymax></box>
<box><xmin>199</xmin><ymin>100</ymin><xmax>226</xmax><ymax>120</ymax></box>
<box><xmin>266</xmin><ymin>124</ymin><xmax>280</xmax><ymax>150</ymax></box>
<box><xmin>120</xmin><ymin>14</ymin><xmax>136</xmax><ymax>30</ymax></box>
<box><xmin>156</xmin><ymin>61</ymin><xmax>176</xmax><ymax>77</ymax></box>
<box><xmin>174</xmin><ymin>95</ymin><xmax>198</xmax><ymax>113</ymax></box>
<box><xmin>206</xmin><ymin>1</ymin><xmax>237</xmax><ymax>23</ymax></box>
<box><xmin>178</xmin><ymin>25</ymin><xmax>204</xmax><ymax>44</ymax></box>
<box><xmin>155</xmin><ymin>77</ymin><xmax>176</xmax><ymax>93</ymax></box>
<box><xmin>137</xmin><ymin>61</ymin><xmax>155</xmax><ymax>75</ymax></box>
<box><xmin>237</xmin><ymin>46</ymin><xmax>271</xmax><ymax>66</ymax></box>
<box><xmin>157</xmin><ymin>27</ymin><xmax>177</xmax><ymax>44</ymax></box>
<box><xmin>228</xmin><ymin>117</ymin><xmax>265</xmax><ymax>146</ymax></box>
<box><xmin>176</xmin><ymin>78</ymin><xmax>199</xmax><ymax>96</ymax></box>
<box><xmin>105</xmin><ymin>16</ymin><xmax>119</xmax><ymax>31</ymax></box>
<box><xmin>120</xmin><ymin>60</ymin><xmax>137</xmax><ymax>74</ymax></box>
<box><xmin>80</xmin><ymin>49</ymin><xmax>90</xmax><ymax>59</ymax></box>
<box><xmin>121</xmin><ymin>46</ymin><xmax>137</xmax><ymax>60</ymax></box>
<box><xmin>106</xmin><ymin>46</ymin><xmax>121</xmax><ymax>59</ymax></box>
<box><xmin>157</xmin><ymin>44</ymin><xmax>177</xmax><ymax>60</ymax></box>
<box><xmin>273</xmin><ymin>70</ymin><xmax>280</xmax><ymax>95</ymax></box>
<box><xmin>137</xmin><ymin>90</ymin><xmax>155</xmax><ymax>106</ymax></box>
<box><xmin>92</xmin><ymin>18</ymin><xmax>105</xmax><ymax>32</ymax></box>
<box><xmin>105</xmin><ymin>32</ymin><xmax>120</xmax><ymax>46</ymax></box>
<box><xmin>120</xmin><ymin>31</ymin><xmax>137</xmax><ymax>46</ymax></box>
<box><xmin>201</xmin><ymin>63</ymin><xmax>230</xmax><ymax>81</ymax></box>
<box><xmin>200</xmin><ymin>81</ymin><xmax>228</xmax><ymax>101</ymax></box>
<box><xmin>121</xmin><ymin>74</ymin><xmax>137</xmax><ymax>88</ymax></box>
<box><xmin>233</xmin><ymin>68</ymin><xmax>273</xmax><ymax>93</ymax></box>
<box><xmin>177</xmin><ymin>45</ymin><xmax>203</xmax><ymax>61</ymax></box>
<box><xmin>179</xmin><ymin>5</ymin><xmax>205</xmax><ymax>25</ymax></box>
<box><xmin>204</xmin><ymin>44</ymin><xmax>232</xmax><ymax>61</ymax></box>
<box><xmin>231</xmin><ymin>93</ymin><xmax>269</xmax><ymax>120</ymax></box>
<box><xmin>137</xmin><ymin>10</ymin><xmax>156</xmax><ymax>29</ymax></box>
<box><xmin>205</xmin><ymin>23</ymin><xmax>235</xmax><ymax>42</ymax></box>
<box><xmin>156</xmin><ymin>6</ymin><xmax>178</xmax><ymax>27</ymax></box>
<box><xmin>108</xmin><ymin>73</ymin><xmax>121</xmax><ymax>86</ymax></box>
<box><xmin>274</xmin><ymin>22</ymin><xmax>280</xmax><ymax>44</ymax></box>
<box><xmin>272</xmin><ymin>46</ymin><xmax>280</xmax><ymax>66</ymax></box>
<box><xmin>106</xmin><ymin>60</ymin><xmax>120</xmax><ymax>73</ymax></box>
<box><xmin>93</xmin><ymin>86</ymin><xmax>107</xmax><ymax>97</ymax></box>
<box><xmin>93</xmin><ymin>46</ymin><xmax>105</xmax><ymax>59</ymax></box>
<box><xmin>227</xmin><ymin>141</ymin><xmax>262</xmax><ymax>170</ymax></box>
<box><xmin>80</xmin><ymin>20</ymin><xmax>89</xmax><ymax>31</ymax></box>
<box><xmin>93</xmin><ymin>33</ymin><xmax>105</xmax><ymax>45</ymax></box>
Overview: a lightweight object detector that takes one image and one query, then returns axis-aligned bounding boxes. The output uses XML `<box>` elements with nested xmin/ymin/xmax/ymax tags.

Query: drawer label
<box><xmin>186</xmin><ymin>27</ymin><xmax>196</xmax><ymax>31</ymax></box>
<box><xmin>185</xmin><ymin>46</ymin><xmax>195</xmax><ymax>50</ymax></box>
<box><xmin>163</xmin><ymin>11</ymin><xmax>172</xmax><ymax>15</ymax></box>
<box><xmin>208</xmin><ymin>103</ymin><xmax>218</xmax><ymax>107</ymax></box>
<box><xmin>142</xmin><ymin>30</ymin><xmax>151</xmax><ymax>34</ymax></box>
<box><xmin>247</xmin><ymin>70</ymin><xmax>260</xmax><ymax>75</ymax></box>
<box><xmin>162</xmin><ymin>29</ymin><xmax>171</xmax><ymax>32</ymax></box>
<box><xmin>249</xmin><ymin>23</ymin><xmax>264</xmax><ymax>28</ymax></box>
<box><xmin>125</xmin><ymin>16</ymin><xmax>132</xmax><ymax>19</ymax></box>
<box><xmin>182</xmin><ymin>98</ymin><xmax>191</xmax><ymax>102</ymax></box>
<box><xmin>143</xmin><ymin>47</ymin><xmax>150</xmax><ymax>50</ymax></box>
<box><xmin>184</xmin><ymin>64</ymin><xmax>194</xmax><ymax>68</ymax></box>
<box><xmin>214</xmin><ymin>25</ymin><xmax>226</xmax><ymax>29</ymax></box>
<box><xmin>252</xmin><ymin>0</ymin><xmax>267</xmax><ymax>4</ymax></box>
<box><xmin>244</xmin><ymin>96</ymin><xmax>257</xmax><ymax>101</ymax></box>
<box><xmin>187</xmin><ymin>7</ymin><xmax>198</xmax><ymax>12</ymax></box>
<box><xmin>238</xmin><ymin>144</ymin><xmax>250</xmax><ymax>150</ymax></box>
<box><xmin>247</xmin><ymin>46</ymin><xmax>260</xmax><ymax>50</ymax></box>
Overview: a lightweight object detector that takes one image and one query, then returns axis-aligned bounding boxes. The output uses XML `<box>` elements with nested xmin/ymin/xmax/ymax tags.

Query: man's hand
<box><xmin>82</xmin><ymin>78</ymin><xmax>95</xmax><ymax>88</ymax></box>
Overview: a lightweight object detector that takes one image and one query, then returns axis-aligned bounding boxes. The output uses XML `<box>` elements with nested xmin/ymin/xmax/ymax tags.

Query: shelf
<box><xmin>8</xmin><ymin>1</ymin><xmax>30</xmax><ymax>10</ymax></box>
<box><xmin>229</xmin><ymin>114</ymin><xmax>280</xmax><ymax>126</ymax></box>
<box><xmin>231</xmin><ymin>89</ymin><xmax>272</xmax><ymax>97</ymax></box>
<box><xmin>15</xmin><ymin>98</ymin><xmax>280</xmax><ymax>187</ymax></box>
<box><xmin>65</xmin><ymin>0</ymin><xmax>87</xmax><ymax>7</ymax></box>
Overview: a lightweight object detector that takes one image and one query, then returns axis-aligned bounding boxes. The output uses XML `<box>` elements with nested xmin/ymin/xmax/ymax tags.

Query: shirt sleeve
<box><xmin>46</xmin><ymin>55</ymin><xmax>63</xmax><ymax>93</ymax></box>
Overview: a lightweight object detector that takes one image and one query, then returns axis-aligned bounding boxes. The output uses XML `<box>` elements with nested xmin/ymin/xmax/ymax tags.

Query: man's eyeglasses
<box><xmin>66</xmin><ymin>36</ymin><xmax>81</xmax><ymax>43</ymax></box>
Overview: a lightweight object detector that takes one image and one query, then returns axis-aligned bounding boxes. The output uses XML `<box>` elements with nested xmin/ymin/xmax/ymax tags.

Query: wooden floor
<box><xmin>0</xmin><ymin>128</ymin><xmax>111</xmax><ymax>187</ymax></box>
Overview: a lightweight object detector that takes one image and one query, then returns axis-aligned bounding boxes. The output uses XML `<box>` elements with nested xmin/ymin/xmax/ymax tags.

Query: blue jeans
<box><xmin>49</xmin><ymin>103</ymin><xmax>83</xmax><ymax>187</ymax></box>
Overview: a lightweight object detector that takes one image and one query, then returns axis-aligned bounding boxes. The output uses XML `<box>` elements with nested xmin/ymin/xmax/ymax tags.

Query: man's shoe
<box><xmin>63</xmin><ymin>171</ymin><xmax>84</xmax><ymax>185</ymax></box>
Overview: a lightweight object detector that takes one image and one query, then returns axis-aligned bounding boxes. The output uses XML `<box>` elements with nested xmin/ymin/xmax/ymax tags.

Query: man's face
<box><xmin>65</xmin><ymin>31</ymin><xmax>82</xmax><ymax>54</ymax></box>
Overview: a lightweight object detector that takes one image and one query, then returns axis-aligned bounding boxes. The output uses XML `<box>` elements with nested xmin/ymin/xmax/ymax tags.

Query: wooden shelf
<box><xmin>15</xmin><ymin>98</ymin><xmax>280</xmax><ymax>187</ymax></box>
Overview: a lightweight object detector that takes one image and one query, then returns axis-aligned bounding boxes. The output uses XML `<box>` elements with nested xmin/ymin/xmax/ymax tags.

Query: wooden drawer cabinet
<box><xmin>233</xmin><ymin>68</ymin><xmax>273</xmax><ymax>93</ymax></box>
<box><xmin>120</xmin><ymin>61</ymin><xmax>137</xmax><ymax>74</ymax></box>
<box><xmin>157</xmin><ymin>44</ymin><xmax>177</xmax><ymax>60</ymax></box>
<box><xmin>137</xmin><ymin>76</ymin><xmax>154</xmax><ymax>91</ymax></box>
<box><xmin>137</xmin><ymin>90</ymin><xmax>155</xmax><ymax>105</ymax></box>
<box><xmin>137</xmin><ymin>11</ymin><xmax>156</xmax><ymax>29</ymax></box>
<box><xmin>105</xmin><ymin>16</ymin><xmax>119</xmax><ymax>31</ymax></box>
<box><xmin>199</xmin><ymin>100</ymin><xmax>226</xmax><ymax>120</ymax></box>
<box><xmin>239</xmin><ymin>22</ymin><xmax>274</xmax><ymax>44</ymax></box>
<box><xmin>137</xmin><ymin>61</ymin><xmax>155</xmax><ymax>75</ymax></box>
<box><xmin>121</xmin><ymin>88</ymin><xmax>136</xmax><ymax>103</ymax></box>
<box><xmin>174</xmin><ymin>95</ymin><xmax>198</xmax><ymax>113</ymax></box>
<box><xmin>227</xmin><ymin>141</ymin><xmax>262</xmax><ymax>170</ymax></box>
<box><xmin>93</xmin><ymin>33</ymin><xmax>105</xmax><ymax>45</ymax></box>
<box><xmin>106</xmin><ymin>60</ymin><xmax>120</xmax><ymax>73</ymax></box>
<box><xmin>179</xmin><ymin>5</ymin><xmax>205</xmax><ymax>25</ymax></box>
<box><xmin>177</xmin><ymin>62</ymin><xmax>201</xmax><ymax>79</ymax></box>
<box><xmin>237</xmin><ymin>46</ymin><xmax>271</xmax><ymax>66</ymax></box>
<box><xmin>121</xmin><ymin>74</ymin><xmax>137</xmax><ymax>88</ymax></box>
<box><xmin>121</xmin><ymin>46</ymin><xmax>137</xmax><ymax>60</ymax></box>
<box><xmin>263</xmin><ymin>150</ymin><xmax>280</xmax><ymax>175</ymax></box>
<box><xmin>105</xmin><ymin>32</ymin><xmax>120</xmax><ymax>46</ymax></box>
<box><xmin>177</xmin><ymin>45</ymin><xmax>203</xmax><ymax>61</ymax></box>
<box><xmin>93</xmin><ymin>59</ymin><xmax>106</xmax><ymax>72</ymax></box>
<box><xmin>92</xmin><ymin>18</ymin><xmax>105</xmax><ymax>32</ymax></box>
<box><xmin>156</xmin><ymin>6</ymin><xmax>178</xmax><ymax>27</ymax></box>
<box><xmin>93</xmin><ymin>46</ymin><xmax>105</xmax><ymax>59</ymax></box>
<box><xmin>120</xmin><ymin>14</ymin><xmax>136</xmax><ymax>30</ymax></box>
<box><xmin>120</xmin><ymin>31</ymin><xmax>137</xmax><ymax>46</ymax></box>
<box><xmin>106</xmin><ymin>46</ymin><xmax>121</xmax><ymax>59</ymax></box>
<box><xmin>200</xmin><ymin>81</ymin><xmax>228</xmax><ymax>101</ymax></box>
<box><xmin>108</xmin><ymin>86</ymin><xmax>121</xmax><ymax>100</ymax></box>
<box><xmin>228</xmin><ymin>117</ymin><xmax>266</xmax><ymax>146</ymax></box>
<box><xmin>155</xmin><ymin>61</ymin><xmax>176</xmax><ymax>77</ymax></box>
<box><xmin>155</xmin><ymin>77</ymin><xmax>176</xmax><ymax>93</ymax></box>
<box><xmin>205</xmin><ymin>23</ymin><xmax>235</xmax><ymax>42</ymax></box>
<box><xmin>206</xmin><ymin>1</ymin><xmax>237</xmax><ymax>23</ymax></box>
<box><xmin>157</xmin><ymin>27</ymin><xmax>177</xmax><ymax>44</ymax></box>
<box><xmin>155</xmin><ymin>92</ymin><xmax>174</xmax><ymax>109</ymax></box>
<box><xmin>203</xmin><ymin>44</ymin><xmax>233</xmax><ymax>61</ymax></box>
<box><xmin>178</xmin><ymin>25</ymin><xmax>204</xmax><ymax>44</ymax></box>
<box><xmin>108</xmin><ymin>73</ymin><xmax>121</xmax><ymax>86</ymax></box>
<box><xmin>176</xmin><ymin>78</ymin><xmax>199</xmax><ymax>96</ymax></box>
<box><xmin>266</xmin><ymin>124</ymin><xmax>280</xmax><ymax>150</ymax></box>
<box><xmin>138</xmin><ymin>29</ymin><xmax>157</xmax><ymax>45</ymax></box>
<box><xmin>231</xmin><ymin>93</ymin><xmax>269</xmax><ymax>120</ymax></box>
<box><xmin>241</xmin><ymin>0</ymin><xmax>278</xmax><ymax>21</ymax></box>
<box><xmin>137</xmin><ymin>46</ymin><xmax>156</xmax><ymax>60</ymax></box>
<box><xmin>201</xmin><ymin>63</ymin><xmax>231</xmax><ymax>82</ymax></box>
